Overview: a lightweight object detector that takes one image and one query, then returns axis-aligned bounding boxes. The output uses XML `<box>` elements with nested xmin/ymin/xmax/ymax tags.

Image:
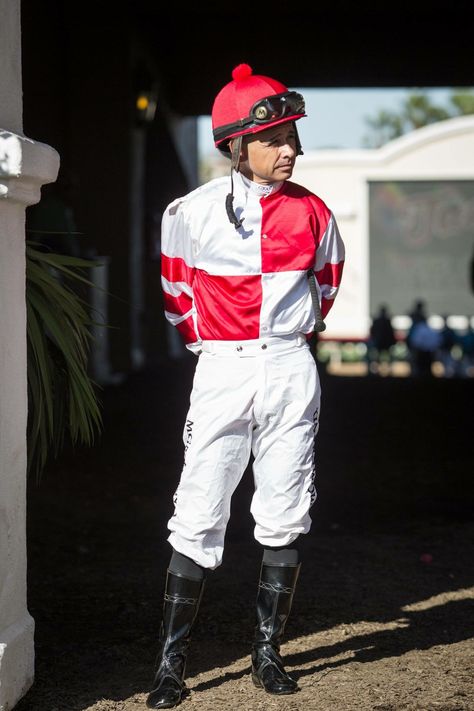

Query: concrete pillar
<box><xmin>0</xmin><ymin>1</ymin><xmax>60</xmax><ymax>708</ymax></box>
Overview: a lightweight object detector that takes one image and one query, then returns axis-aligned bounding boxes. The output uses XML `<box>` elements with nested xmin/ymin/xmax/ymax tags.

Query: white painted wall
<box><xmin>293</xmin><ymin>115</ymin><xmax>474</xmax><ymax>339</ymax></box>
<box><xmin>0</xmin><ymin>1</ymin><xmax>22</xmax><ymax>136</ymax></box>
<box><xmin>0</xmin><ymin>2</ymin><xmax>60</xmax><ymax>708</ymax></box>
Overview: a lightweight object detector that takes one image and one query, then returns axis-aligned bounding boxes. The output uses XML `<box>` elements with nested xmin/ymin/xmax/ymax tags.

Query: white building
<box><xmin>292</xmin><ymin>115</ymin><xmax>474</xmax><ymax>340</ymax></box>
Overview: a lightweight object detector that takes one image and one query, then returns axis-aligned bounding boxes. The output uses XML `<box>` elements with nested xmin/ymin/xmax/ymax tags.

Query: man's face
<box><xmin>238</xmin><ymin>122</ymin><xmax>298</xmax><ymax>184</ymax></box>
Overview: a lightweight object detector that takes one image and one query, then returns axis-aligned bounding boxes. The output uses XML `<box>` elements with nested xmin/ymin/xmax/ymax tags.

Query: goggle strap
<box><xmin>213</xmin><ymin>117</ymin><xmax>253</xmax><ymax>144</ymax></box>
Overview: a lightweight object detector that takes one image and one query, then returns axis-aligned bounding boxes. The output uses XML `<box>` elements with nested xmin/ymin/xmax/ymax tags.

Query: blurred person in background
<box><xmin>459</xmin><ymin>320</ymin><xmax>474</xmax><ymax>377</ymax></box>
<box><xmin>436</xmin><ymin>315</ymin><xmax>460</xmax><ymax>377</ymax></box>
<box><xmin>407</xmin><ymin>308</ymin><xmax>442</xmax><ymax>377</ymax></box>
<box><xmin>367</xmin><ymin>304</ymin><xmax>397</xmax><ymax>375</ymax></box>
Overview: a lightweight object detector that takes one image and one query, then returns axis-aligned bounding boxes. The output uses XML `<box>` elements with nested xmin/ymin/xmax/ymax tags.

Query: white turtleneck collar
<box><xmin>237</xmin><ymin>171</ymin><xmax>283</xmax><ymax>198</ymax></box>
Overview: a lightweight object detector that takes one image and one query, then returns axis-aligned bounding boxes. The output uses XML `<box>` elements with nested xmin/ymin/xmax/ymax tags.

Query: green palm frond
<box><xmin>25</xmin><ymin>242</ymin><xmax>104</xmax><ymax>480</ymax></box>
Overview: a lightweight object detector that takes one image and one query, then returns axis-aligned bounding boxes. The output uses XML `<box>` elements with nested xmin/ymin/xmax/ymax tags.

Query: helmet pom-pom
<box><xmin>232</xmin><ymin>63</ymin><xmax>253</xmax><ymax>82</ymax></box>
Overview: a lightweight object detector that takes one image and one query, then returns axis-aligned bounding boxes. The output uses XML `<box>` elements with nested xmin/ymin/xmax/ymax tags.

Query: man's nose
<box><xmin>281</xmin><ymin>142</ymin><xmax>295</xmax><ymax>158</ymax></box>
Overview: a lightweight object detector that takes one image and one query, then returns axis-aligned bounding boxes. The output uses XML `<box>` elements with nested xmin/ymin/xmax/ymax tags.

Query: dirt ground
<box><xmin>16</xmin><ymin>357</ymin><xmax>474</xmax><ymax>711</ymax></box>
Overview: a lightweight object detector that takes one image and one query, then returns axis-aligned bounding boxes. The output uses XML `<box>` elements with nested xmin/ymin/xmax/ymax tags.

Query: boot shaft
<box><xmin>160</xmin><ymin>571</ymin><xmax>204</xmax><ymax>658</ymax></box>
<box><xmin>147</xmin><ymin>571</ymin><xmax>204</xmax><ymax>708</ymax></box>
<box><xmin>254</xmin><ymin>563</ymin><xmax>301</xmax><ymax>649</ymax></box>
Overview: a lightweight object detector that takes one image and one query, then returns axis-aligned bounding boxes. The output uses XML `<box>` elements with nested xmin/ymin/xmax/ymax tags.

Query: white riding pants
<box><xmin>167</xmin><ymin>334</ymin><xmax>321</xmax><ymax>569</ymax></box>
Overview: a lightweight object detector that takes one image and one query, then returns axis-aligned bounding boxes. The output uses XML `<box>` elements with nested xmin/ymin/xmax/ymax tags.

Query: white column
<box><xmin>0</xmin><ymin>2</ymin><xmax>60</xmax><ymax>708</ymax></box>
<box><xmin>0</xmin><ymin>131</ymin><xmax>59</xmax><ymax>711</ymax></box>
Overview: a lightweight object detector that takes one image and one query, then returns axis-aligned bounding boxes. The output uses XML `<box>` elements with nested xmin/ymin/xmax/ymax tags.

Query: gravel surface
<box><xmin>16</xmin><ymin>361</ymin><xmax>474</xmax><ymax>711</ymax></box>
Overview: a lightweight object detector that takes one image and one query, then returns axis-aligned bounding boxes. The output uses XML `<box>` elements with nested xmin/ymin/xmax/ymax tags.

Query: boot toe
<box><xmin>146</xmin><ymin>677</ymin><xmax>184</xmax><ymax>709</ymax></box>
<box><xmin>252</xmin><ymin>663</ymin><xmax>299</xmax><ymax>694</ymax></box>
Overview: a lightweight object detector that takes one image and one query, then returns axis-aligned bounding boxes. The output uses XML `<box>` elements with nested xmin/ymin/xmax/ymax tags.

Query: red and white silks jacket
<box><xmin>161</xmin><ymin>171</ymin><xmax>345</xmax><ymax>352</ymax></box>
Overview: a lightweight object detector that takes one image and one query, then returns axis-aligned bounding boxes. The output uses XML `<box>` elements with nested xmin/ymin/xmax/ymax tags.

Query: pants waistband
<box><xmin>201</xmin><ymin>333</ymin><xmax>307</xmax><ymax>356</ymax></box>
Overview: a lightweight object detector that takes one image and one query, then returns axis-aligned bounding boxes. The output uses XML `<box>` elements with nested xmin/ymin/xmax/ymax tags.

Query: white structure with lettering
<box><xmin>292</xmin><ymin>115</ymin><xmax>474</xmax><ymax>339</ymax></box>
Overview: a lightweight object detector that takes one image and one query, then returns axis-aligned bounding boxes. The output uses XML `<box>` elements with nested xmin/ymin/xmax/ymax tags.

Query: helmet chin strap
<box><xmin>295</xmin><ymin>123</ymin><xmax>304</xmax><ymax>156</ymax></box>
<box><xmin>225</xmin><ymin>135</ymin><xmax>244</xmax><ymax>229</ymax></box>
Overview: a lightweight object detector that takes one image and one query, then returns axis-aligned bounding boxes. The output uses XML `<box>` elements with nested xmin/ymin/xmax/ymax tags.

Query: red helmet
<box><xmin>212</xmin><ymin>63</ymin><xmax>306</xmax><ymax>152</ymax></box>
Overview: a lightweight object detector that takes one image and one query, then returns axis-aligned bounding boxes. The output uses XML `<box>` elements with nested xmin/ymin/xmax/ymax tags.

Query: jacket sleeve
<box><xmin>160</xmin><ymin>199</ymin><xmax>201</xmax><ymax>351</ymax></box>
<box><xmin>314</xmin><ymin>212</ymin><xmax>345</xmax><ymax>319</ymax></box>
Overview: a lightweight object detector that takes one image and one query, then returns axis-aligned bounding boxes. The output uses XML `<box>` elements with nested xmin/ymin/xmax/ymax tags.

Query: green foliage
<box><xmin>402</xmin><ymin>93</ymin><xmax>451</xmax><ymax>130</ymax></box>
<box><xmin>450</xmin><ymin>90</ymin><xmax>474</xmax><ymax>116</ymax></box>
<box><xmin>25</xmin><ymin>242</ymin><xmax>104</xmax><ymax>480</ymax></box>
<box><xmin>363</xmin><ymin>88</ymin><xmax>474</xmax><ymax>148</ymax></box>
<box><xmin>364</xmin><ymin>109</ymin><xmax>405</xmax><ymax>149</ymax></box>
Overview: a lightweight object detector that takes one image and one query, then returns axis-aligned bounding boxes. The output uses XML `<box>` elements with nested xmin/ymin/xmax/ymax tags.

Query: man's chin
<box><xmin>274</xmin><ymin>167</ymin><xmax>293</xmax><ymax>180</ymax></box>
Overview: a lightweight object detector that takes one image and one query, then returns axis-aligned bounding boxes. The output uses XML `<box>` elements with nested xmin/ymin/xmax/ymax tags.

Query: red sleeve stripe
<box><xmin>161</xmin><ymin>254</ymin><xmax>195</xmax><ymax>285</ymax></box>
<box><xmin>175</xmin><ymin>316</ymin><xmax>198</xmax><ymax>345</ymax></box>
<box><xmin>321</xmin><ymin>296</ymin><xmax>333</xmax><ymax>319</ymax></box>
<box><xmin>163</xmin><ymin>291</ymin><xmax>193</xmax><ymax>317</ymax></box>
<box><xmin>315</xmin><ymin>260</ymin><xmax>344</xmax><ymax>288</ymax></box>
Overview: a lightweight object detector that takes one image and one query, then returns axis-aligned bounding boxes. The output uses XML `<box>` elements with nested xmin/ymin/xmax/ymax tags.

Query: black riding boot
<box><xmin>146</xmin><ymin>571</ymin><xmax>205</xmax><ymax>709</ymax></box>
<box><xmin>251</xmin><ymin>562</ymin><xmax>301</xmax><ymax>695</ymax></box>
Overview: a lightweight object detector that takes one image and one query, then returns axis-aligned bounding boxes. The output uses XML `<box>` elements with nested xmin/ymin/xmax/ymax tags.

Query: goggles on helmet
<box><xmin>213</xmin><ymin>91</ymin><xmax>305</xmax><ymax>145</ymax></box>
<box><xmin>250</xmin><ymin>91</ymin><xmax>305</xmax><ymax>123</ymax></box>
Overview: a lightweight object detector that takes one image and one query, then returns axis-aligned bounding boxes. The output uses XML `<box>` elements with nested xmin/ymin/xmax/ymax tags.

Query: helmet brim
<box><xmin>214</xmin><ymin>113</ymin><xmax>306</xmax><ymax>152</ymax></box>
